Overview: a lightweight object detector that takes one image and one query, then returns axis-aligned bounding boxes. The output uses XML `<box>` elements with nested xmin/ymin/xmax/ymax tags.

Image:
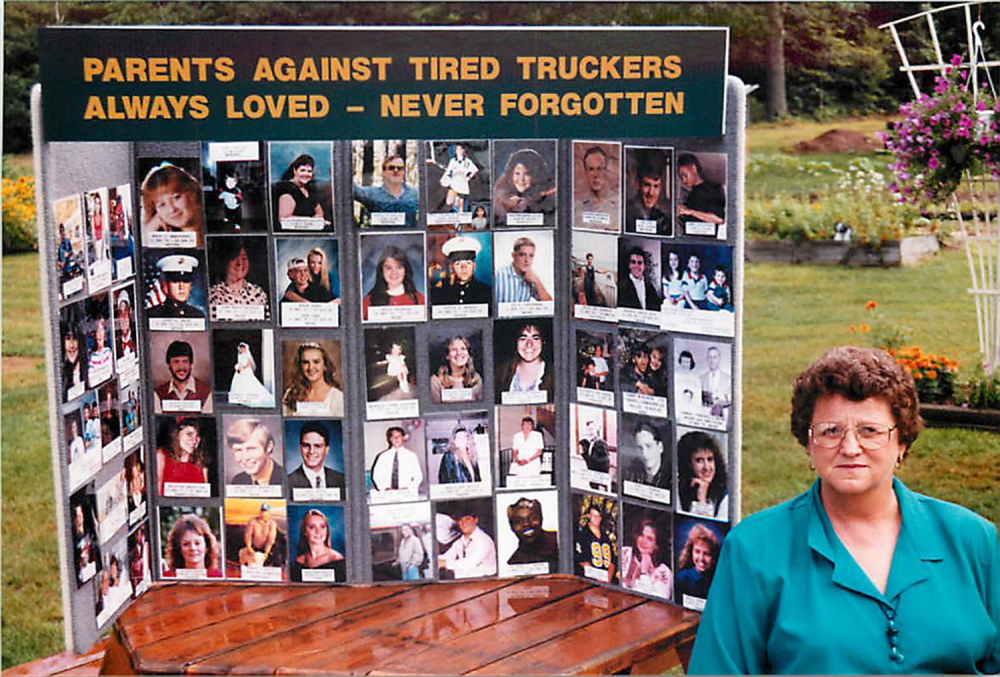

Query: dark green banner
<box><xmin>38</xmin><ymin>26</ymin><xmax>728</xmax><ymax>141</ymax></box>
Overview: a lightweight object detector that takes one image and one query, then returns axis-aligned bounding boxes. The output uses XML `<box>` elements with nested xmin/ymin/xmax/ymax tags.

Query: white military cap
<box><xmin>442</xmin><ymin>236</ymin><xmax>481</xmax><ymax>258</ymax></box>
<box><xmin>156</xmin><ymin>254</ymin><xmax>199</xmax><ymax>276</ymax></box>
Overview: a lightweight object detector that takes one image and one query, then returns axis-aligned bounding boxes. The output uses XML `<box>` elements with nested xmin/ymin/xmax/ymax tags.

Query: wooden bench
<box><xmin>101</xmin><ymin>576</ymin><xmax>700</xmax><ymax>674</ymax></box>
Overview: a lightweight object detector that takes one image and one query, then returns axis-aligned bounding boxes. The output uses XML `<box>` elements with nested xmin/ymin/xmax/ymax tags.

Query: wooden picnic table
<box><xmin>100</xmin><ymin>575</ymin><xmax>700</xmax><ymax>675</ymax></box>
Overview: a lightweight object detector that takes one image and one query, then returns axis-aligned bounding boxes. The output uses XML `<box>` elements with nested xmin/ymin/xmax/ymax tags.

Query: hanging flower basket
<box><xmin>880</xmin><ymin>55</ymin><xmax>1000</xmax><ymax>205</ymax></box>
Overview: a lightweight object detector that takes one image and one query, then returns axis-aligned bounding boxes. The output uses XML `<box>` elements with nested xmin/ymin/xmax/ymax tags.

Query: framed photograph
<box><xmin>137</xmin><ymin>158</ymin><xmax>204</xmax><ymax>248</ymax></box>
<box><xmin>675</xmin><ymin>426</ymin><xmax>729</xmax><ymax>521</ymax></box>
<box><xmin>124</xmin><ymin>448</ymin><xmax>147</xmax><ymax>526</ymax></box>
<box><xmin>154</xmin><ymin>415</ymin><xmax>217</xmax><ymax>499</ymax></box>
<box><xmin>84</xmin><ymin>187</ymin><xmax>112</xmax><ymax>292</ymax></box>
<box><xmin>364</xmin><ymin>419</ymin><xmax>426</xmax><ymax>504</ymax></box>
<box><xmin>94</xmin><ymin>536</ymin><xmax>132</xmax><ymax>628</ymax></box>
<box><xmin>676</xmin><ymin>151</ymin><xmax>727</xmax><ymax>239</ymax></box>
<box><xmin>157</xmin><ymin>505</ymin><xmax>223</xmax><ymax>580</ymax></box>
<box><xmin>495</xmin><ymin>490</ymin><xmax>560</xmax><ymax>578</ymax></box>
<box><xmin>426</xmin><ymin>326</ymin><xmax>485</xmax><ymax>405</ymax></box>
<box><xmin>84</xmin><ymin>291</ymin><xmax>114</xmax><ymax>388</ymax></box>
<box><xmin>224</xmin><ymin>498</ymin><xmax>288</xmax><ymax>581</ymax></box>
<box><xmin>68</xmin><ymin>391</ymin><xmax>102</xmax><ymax>490</ymax></box>
<box><xmin>363</xmin><ymin>327</ymin><xmax>419</xmax><ymax>420</ymax></box>
<box><xmin>427</xmin><ymin>232</ymin><xmax>492</xmax><ymax>320</ymax></box>
<box><xmin>360</xmin><ymin>232</ymin><xmax>426</xmax><ymax>323</ymax></box>
<box><xmin>435</xmin><ymin>497</ymin><xmax>497</xmax><ymax>580</ymax></box>
<box><xmin>108</xmin><ymin>183</ymin><xmax>136</xmax><ymax>281</ymax></box>
<box><xmin>206</xmin><ymin>236</ymin><xmax>272</xmax><ymax>323</ymax></box>
<box><xmin>424</xmin><ymin>139</ymin><xmax>491</xmax><ymax>230</ymax></box>
<box><xmin>112</xmin><ymin>284</ymin><xmax>139</xmax><ymax>386</ymax></box>
<box><xmin>275</xmin><ymin>237</ymin><xmax>340</xmax><ymax>327</ymax></box>
<box><xmin>120</xmin><ymin>382</ymin><xmax>143</xmax><ymax>452</ymax></box>
<box><xmin>576</xmin><ymin>329</ymin><xmax>615</xmax><ymax>408</ymax></box>
<box><xmin>284</xmin><ymin>419</ymin><xmax>346</xmax><ymax>503</ymax></box>
<box><xmin>143</xmin><ymin>250</ymin><xmax>208</xmax><ymax>332</ymax></box>
<box><xmin>96</xmin><ymin>468</ymin><xmax>128</xmax><ymax>544</ymax></box>
<box><xmin>569</xmin><ymin>404</ymin><xmax>617</xmax><ymax>496</ymax></box>
<box><xmin>621</xmin><ymin>503</ymin><xmax>673</xmax><ymax>601</ymax></box>
<box><xmin>212</xmin><ymin>329</ymin><xmax>276</xmax><ymax>410</ymax></box>
<box><xmin>426</xmin><ymin>411</ymin><xmax>491</xmax><ymax>500</ymax></box>
<box><xmin>571</xmin><ymin>231</ymin><xmax>618</xmax><ymax>322</ymax></box>
<box><xmin>150</xmin><ymin>332</ymin><xmax>213</xmax><ymax>415</ymax></box>
<box><xmin>673</xmin><ymin>338</ymin><xmax>733</xmax><ymax>431</ymax></box>
<box><xmin>571</xmin><ymin>493</ymin><xmax>618</xmax><ymax>584</ymax></box>
<box><xmin>619</xmin><ymin>414</ymin><xmax>672</xmax><ymax>505</ymax></box>
<box><xmin>60</xmin><ymin>300</ymin><xmax>89</xmax><ymax>402</ymax></box>
<box><xmin>494</xmin><ymin>318</ymin><xmax>554</xmax><ymax>405</ymax></box>
<box><xmin>201</xmin><ymin>141</ymin><xmax>268</xmax><ymax>234</ymax></box>
<box><xmin>280</xmin><ymin>339</ymin><xmax>344</xmax><ymax>418</ymax></box>
<box><xmin>493</xmin><ymin>230</ymin><xmax>555</xmax><ymax>318</ymax></box>
<box><xmin>70</xmin><ymin>486</ymin><xmax>102</xmax><ymax>587</ymax></box>
<box><xmin>623</xmin><ymin>145</ymin><xmax>674</xmax><ymax>237</ymax></box>
<box><xmin>351</xmin><ymin>139</ymin><xmax>419</xmax><ymax>229</ymax></box>
<box><xmin>495</xmin><ymin>404</ymin><xmax>555</xmax><ymax>490</ymax></box>
<box><xmin>572</xmin><ymin>140</ymin><xmax>621</xmax><ymax>233</ymax></box>
<box><xmin>53</xmin><ymin>193</ymin><xmax>86</xmax><ymax>299</ymax></box>
<box><xmin>221</xmin><ymin>414</ymin><xmax>285</xmax><ymax>498</ymax></box>
<box><xmin>673</xmin><ymin>517</ymin><xmax>729</xmax><ymax>610</ymax></box>
<box><xmin>369</xmin><ymin>501</ymin><xmax>431</xmax><ymax>582</ymax></box>
<box><xmin>287</xmin><ymin>504</ymin><xmax>347</xmax><ymax>582</ymax></box>
<box><xmin>97</xmin><ymin>380</ymin><xmax>122</xmax><ymax>462</ymax></box>
<box><xmin>660</xmin><ymin>243</ymin><xmax>736</xmax><ymax>337</ymax></box>
<box><xmin>617</xmin><ymin>236</ymin><xmax>662</xmax><ymax>325</ymax></box>
<box><xmin>127</xmin><ymin>521</ymin><xmax>152</xmax><ymax>598</ymax></box>
<box><xmin>492</xmin><ymin>140</ymin><xmax>557</xmax><ymax>228</ymax></box>
<box><xmin>268</xmin><ymin>141</ymin><xmax>334</xmax><ymax>232</ymax></box>
<box><xmin>618</xmin><ymin>328</ymin><xmax>670</xmax><ymax>419</ymax></box>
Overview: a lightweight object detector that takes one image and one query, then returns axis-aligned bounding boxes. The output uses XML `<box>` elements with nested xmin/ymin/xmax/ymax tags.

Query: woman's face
<box><xmin>809</xmin><ymin>394</ymin><xmax>901</xmax><ymax>499</ymax></box>
<box><xmin>680</xmin><ymin>355</ymin><xmax>694</xmax><ymax>370</ymax></box>
<box><xmin>95</xmin><ymin>319</ymin><xmax>106</xmax><ymax>349</ymax></box>
<box><xmin>154</xmin><ymin>187</ymin><xmax>193</xmax><ymax>229</ymax></box>
<box><xmin>226</xmin><ymin>248</ymin><xmax>250</xmax><ymax>282</ymax></box>
<box><xmin>304</xmin><ymin>514</ymin><xmax>328</xmax><ymax>546</ymax></box>
<box><xmin>239</xmin><ymin>344</ymin><xmax>248</xmax><ymax>354</ymax></box>
<box><xmin>512</xmin><ymin>162</ymin><xmax>532</xmax><ymax>193</ymax></box>
<box><xmin>455</xmin><ymin>145</ymin><xmax>466</xmax><ymax>159</ymax></box>
<box><xmin>64</xmin><ymin>333</ymin><xmax>79</xmax><ymax>363</ymax></box>
<box><xmin>692</xmin><ymin>447</ymin><xmax>716</xmax><ymax>483</ymax></box>
<box><xmin>179</xmin><ymin>529</ymin><xmax>206</xmax><ymax>569</ymax></box>
<box><xmin>634</xmin><ymin>352</ymin><xmax>649</xmax><ymax>372</ymax></box>
<box><xmin>650</xmin><ymin>349</ymin><xmax>663</xmax><ymax>371</ymax></box>
<box><xmin>381</xmin><ymin>256</ymin><xmax>406</xmax><ymax>290</ymax></box>
<box><xmin>521</xmin><ymin>420</ymin><xmax>534</xmax><ymax>435</ymax></box>
<box><xmin>448</xmin><ymin>339</ymin><xmax>470</xmax><ymax>370</ymax></box>
<box><xmin>177</xmin><ymin>425</ymin><xmax>200</xmax><ymax>456</ymax></box>
<box><xmin>293</xmin><ymin>164</ymin><xmax>314</xmax><ymax>186</ymax></box>
<box><xmin>637</xmin><ymin>525</ymin><xmax>658</xmax><ymax>556</ymax></box>
<box><xmin>516</xmin><ymin>327</ymin><xmax>543</xmax><ymax>363</ymax></box>
<box><xmin>453</xmin><ymin>430</ymin><xmax>470</xmax><ymax>452</ymax></box>
<box><xmin>474</xmin><ymin>206</ymin><xmax>486</xmax><ymax>218</ymax></box>
<box><xmin>669</xmin><ymin>251</ymin><xmax>680</xmax><ymax>270</ymax></box>
<box><xmin>307</xmin><ymin>252</ymin><xmax>323</xmax><ymax>276</ymax></box>
<box><xmin>300</xmin><ymin>348</ymin><xmax>325</xmax><ymax>384</ymax></box>
<box><xmin>692</xmin><ymin>538</ymin><xmax>713</xmax><ymax>573</ymax></box>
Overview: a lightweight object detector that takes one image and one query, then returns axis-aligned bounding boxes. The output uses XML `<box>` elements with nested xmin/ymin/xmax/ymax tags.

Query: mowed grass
<box><xmin>2</xmin><ymin>255</ymin><xmax>64</xmax><ymax>667</ymax></box>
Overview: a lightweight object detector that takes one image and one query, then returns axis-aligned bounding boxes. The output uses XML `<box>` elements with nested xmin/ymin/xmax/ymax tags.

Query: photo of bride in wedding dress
<box><xmin>212</xmin><ymin>330</ymin><xmax>276</xmax><ymax>409</ymax></box>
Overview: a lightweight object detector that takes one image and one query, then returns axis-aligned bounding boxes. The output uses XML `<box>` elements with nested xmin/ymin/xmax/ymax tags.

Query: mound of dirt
<box><xmin>793</xmin><ymin>129</ymin><xmax>883</xmax><ymax>154</ymax></box>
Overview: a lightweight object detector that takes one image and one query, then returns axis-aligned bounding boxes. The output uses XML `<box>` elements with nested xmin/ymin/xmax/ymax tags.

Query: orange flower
<box><xmin>859</xmin><ymin>324</ymin><xmax>870</xmax><ymax>333</ymax></box>
<box><xmin>926</xmin><ymin>370</ymin><xmax>938</xmax><ymax>379</ymax></box>
<box><xmin>865</xmin><ymin>301</ymin><xmax>878</xmax><ymax>311</ymax></box>
<box><xmin>912</xmin><ymin>372</ymin><xmax>923</xmax><ymax>380</ymax></box>
<box><xmin>848</xmin><ymin>325</ymin><xmax>857</xmax><ymax>333</ymax></box>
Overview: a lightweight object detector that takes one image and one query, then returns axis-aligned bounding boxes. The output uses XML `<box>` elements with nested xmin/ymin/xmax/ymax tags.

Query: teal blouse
<box><xmin>689</xmin><ymin>479</ymin><xmax>999</xmax><ymax>674</ymax></box>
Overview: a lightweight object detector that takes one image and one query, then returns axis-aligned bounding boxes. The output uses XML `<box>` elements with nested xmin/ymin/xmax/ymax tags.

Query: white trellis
<box><xmin>882</xmin><ymin>2</ymin><xmax>1000</xmax><ymax>376</ymax></box>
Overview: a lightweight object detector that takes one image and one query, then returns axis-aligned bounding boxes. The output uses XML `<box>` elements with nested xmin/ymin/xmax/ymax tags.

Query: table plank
<box><xmin>467</xmin><ymin>600</ymin><xmax>700</xmax><ymax>675</ymax></box>
<box><xmin>188</xmin><ymin>580</ymin><xmax>513</xmax><ymax>675</ymax></box>
<box><xmin>367</xmin><ymin>584</ymin><xmax>643</xmax><ymax>675</ymax></box>
<box><xmin>279</xmin><ymin>577</ymin><xmax>591</xmax><ymax>675</ymax></box>
<box><xmin>135</xmin><ymin>585</ymin><xmax>401</xmax><ymax>675</ymax></box>
<box><xmin>122</xmin><ymin>585</ymin><xmax>317</xmax><ymax>651</ymax></box>
<box><xmin>116</xmin><ymin>583</ymin><xmax>248</xmax><ymax>624</ymax></box>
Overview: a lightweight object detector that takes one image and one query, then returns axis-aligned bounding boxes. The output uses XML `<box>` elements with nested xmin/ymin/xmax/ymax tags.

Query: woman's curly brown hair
<box><xmin>790</xmin><ymin>346</ymin><xmax>923</xmax><ymax>457</ymax></box>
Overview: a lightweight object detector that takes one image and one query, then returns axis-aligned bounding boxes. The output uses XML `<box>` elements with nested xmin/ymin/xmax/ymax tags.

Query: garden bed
<box><xmin>745</xmin><ymin>235</ymin><xmax>939</xmax><ymax>267</ymax></box>
<box><xmin>920</xmin><ymin>403</ymin><xmax>1000</xmax><ymax>432</ymax></box>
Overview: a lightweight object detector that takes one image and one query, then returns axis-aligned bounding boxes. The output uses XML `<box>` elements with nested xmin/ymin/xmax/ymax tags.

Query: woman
<box><xmin>394</xmin><ymin>524</ymin><xmax>425</xmax><ymax>581</ymax></box>
<box><xmin>493</xmin><ymin>148</ymin><xmax>556</xmax><ymax>225</ymax></box>
<box><xmin>275</xmin><ymin>154</ymin><xmax>326</xmax><ymax>223</ymax></box>
<box><xmin>62</xmin><ymin>322</ymin><xmax>87</xmax><ymax>399</ymax></box>
<box><xmin>674</xmin><ymin>523</ymin><xmax>719</xmax><ymax>601</ymax></box>
<box><xmin>430</xmin><ymin>336</ymin><xmax>483</xmax><ymax>404</ymax></box>
<box><xmin>675</xmin><ymin>350</ymin><xmax>701</xmax><ymax>415</ymax></box>
<box><xmin>141</xmin><ymin>163</ymin><xmax>204</xmax><ymax>245</ymax></box>
<box><xmin>362</xmin><ymin>245</ymin><xmax>424</xmax><ymax>320</ymax></box>
<box><xmin>307</xmin><ymin>247</ymin><xmax>337</xmax><ymax>301</ymax></box>
<box><xmin>208</xmin><ymin>241</ymin><xmax>271</xmax><ymax>321</ymax></box>
<box><xmin>662</xmin><ymin>250</ymin><xmax>684</xmax><ymax>306</ymax></box>
<box><xmin>88</xmin><ymin>192</ymin><xmax>106</xmax><ymax>261</ymax></box>
<box><xmin>677</xmin><ymin>431</ymin><xmax>729</xmax><ymax>520</ymax></box>
<box><xmin>496</xmin><ymin>322</ymin><xmax>554</xmax><ymax>402</ymax></box>
<box><xmin>229</xmin><ymin>342</ymin><xmax>272</xmax><ymax>404</ymax></box>
<box><xmin>437</xmin><ymin>426</ymin><xmax>482</xmax><ymax>484</ymax></box>
<box><xmin>161</xmin><ymin>513</ymin><xmax>222</xmax><ymax>577</ymax></box>
<box><xmin>437</xmin><ymin>143</ymin><xmax>479</xmax><ymax>213</ymax></box>
<box><xmin>509</xmin><ymin>416</ymin><xmax>544</xmax><ymax>477</ymax></box>
<box><xmin>282</xmin><ymin>342</ymin><xmax>344</xmax><ymax>417</ymax></box>
<box><xmin>126</xmin><ymin>451</ymin><xmax>145</xmax><ymax>516</ymax></box>
<box><xmin>290</xmin><ymin>509</ymin><xmax>346</xmax><ymax>582</ymax></box>
<box><xmin>690</xmin><ymin>346</ymin><xmax>1000</xmax><ymax>674</ymax></box>
<box><xmin>156</xmin><ymin>418</ymin><xmax>208</xmax><ymax>496</ymax></box>
<box><xmin>620</xmin><ymin>518</ymin><xmax>673</xmax><ymax>599</ymax></box>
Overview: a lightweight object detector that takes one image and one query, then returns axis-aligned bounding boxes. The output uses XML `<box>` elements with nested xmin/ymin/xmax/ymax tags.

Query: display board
<box><xmin>34</xmin><ymin>26</ymin><xmax>743</xmax><ymax>654</ymax></box>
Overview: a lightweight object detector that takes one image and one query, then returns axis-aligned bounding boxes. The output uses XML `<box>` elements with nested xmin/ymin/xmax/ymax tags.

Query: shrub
<box><xmin>955</xmin><ymin>367</ymin><xmax>1000</xmax><ymax>410</ymax></box>
<box><xmin>893</xmin><ymin>345</ymin><xmax>959</xmax><ymax>404</ymax></box>
<box><xmin>2</xmin><ymin>175</ymin><xmax>37</xmax><ymax>253</ymax></box>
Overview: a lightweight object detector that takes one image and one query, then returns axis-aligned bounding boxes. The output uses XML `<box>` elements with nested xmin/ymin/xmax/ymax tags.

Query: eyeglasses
<box><xmin>808</xmin><ymin>422</ymin><xmax>897</xmax><ymax>450</ymax></box>
<box><xmin>385</xmin><ymin>165</ymin><xmax>405</xmax><ymax>172</ymax></box>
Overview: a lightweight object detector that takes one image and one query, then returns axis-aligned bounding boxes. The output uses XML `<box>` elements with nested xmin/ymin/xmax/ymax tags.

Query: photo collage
<box><xmin>53</xmin><ymin>136</ymin><xmax>736</xmax><ymax>617</ymax></box>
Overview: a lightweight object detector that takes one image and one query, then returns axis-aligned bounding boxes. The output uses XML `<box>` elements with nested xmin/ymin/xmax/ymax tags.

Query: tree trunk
<box><xmin>766</xmin><ymin>2</ymin><xmax>788</xmax><ymax>120</ymax></box>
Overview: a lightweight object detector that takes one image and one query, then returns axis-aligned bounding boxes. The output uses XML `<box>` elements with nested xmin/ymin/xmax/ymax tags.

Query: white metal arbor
<box><xmin>881</xmin><ymin>2</ymin><xmax>1000</xmax><ymax>376</ymax></box>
